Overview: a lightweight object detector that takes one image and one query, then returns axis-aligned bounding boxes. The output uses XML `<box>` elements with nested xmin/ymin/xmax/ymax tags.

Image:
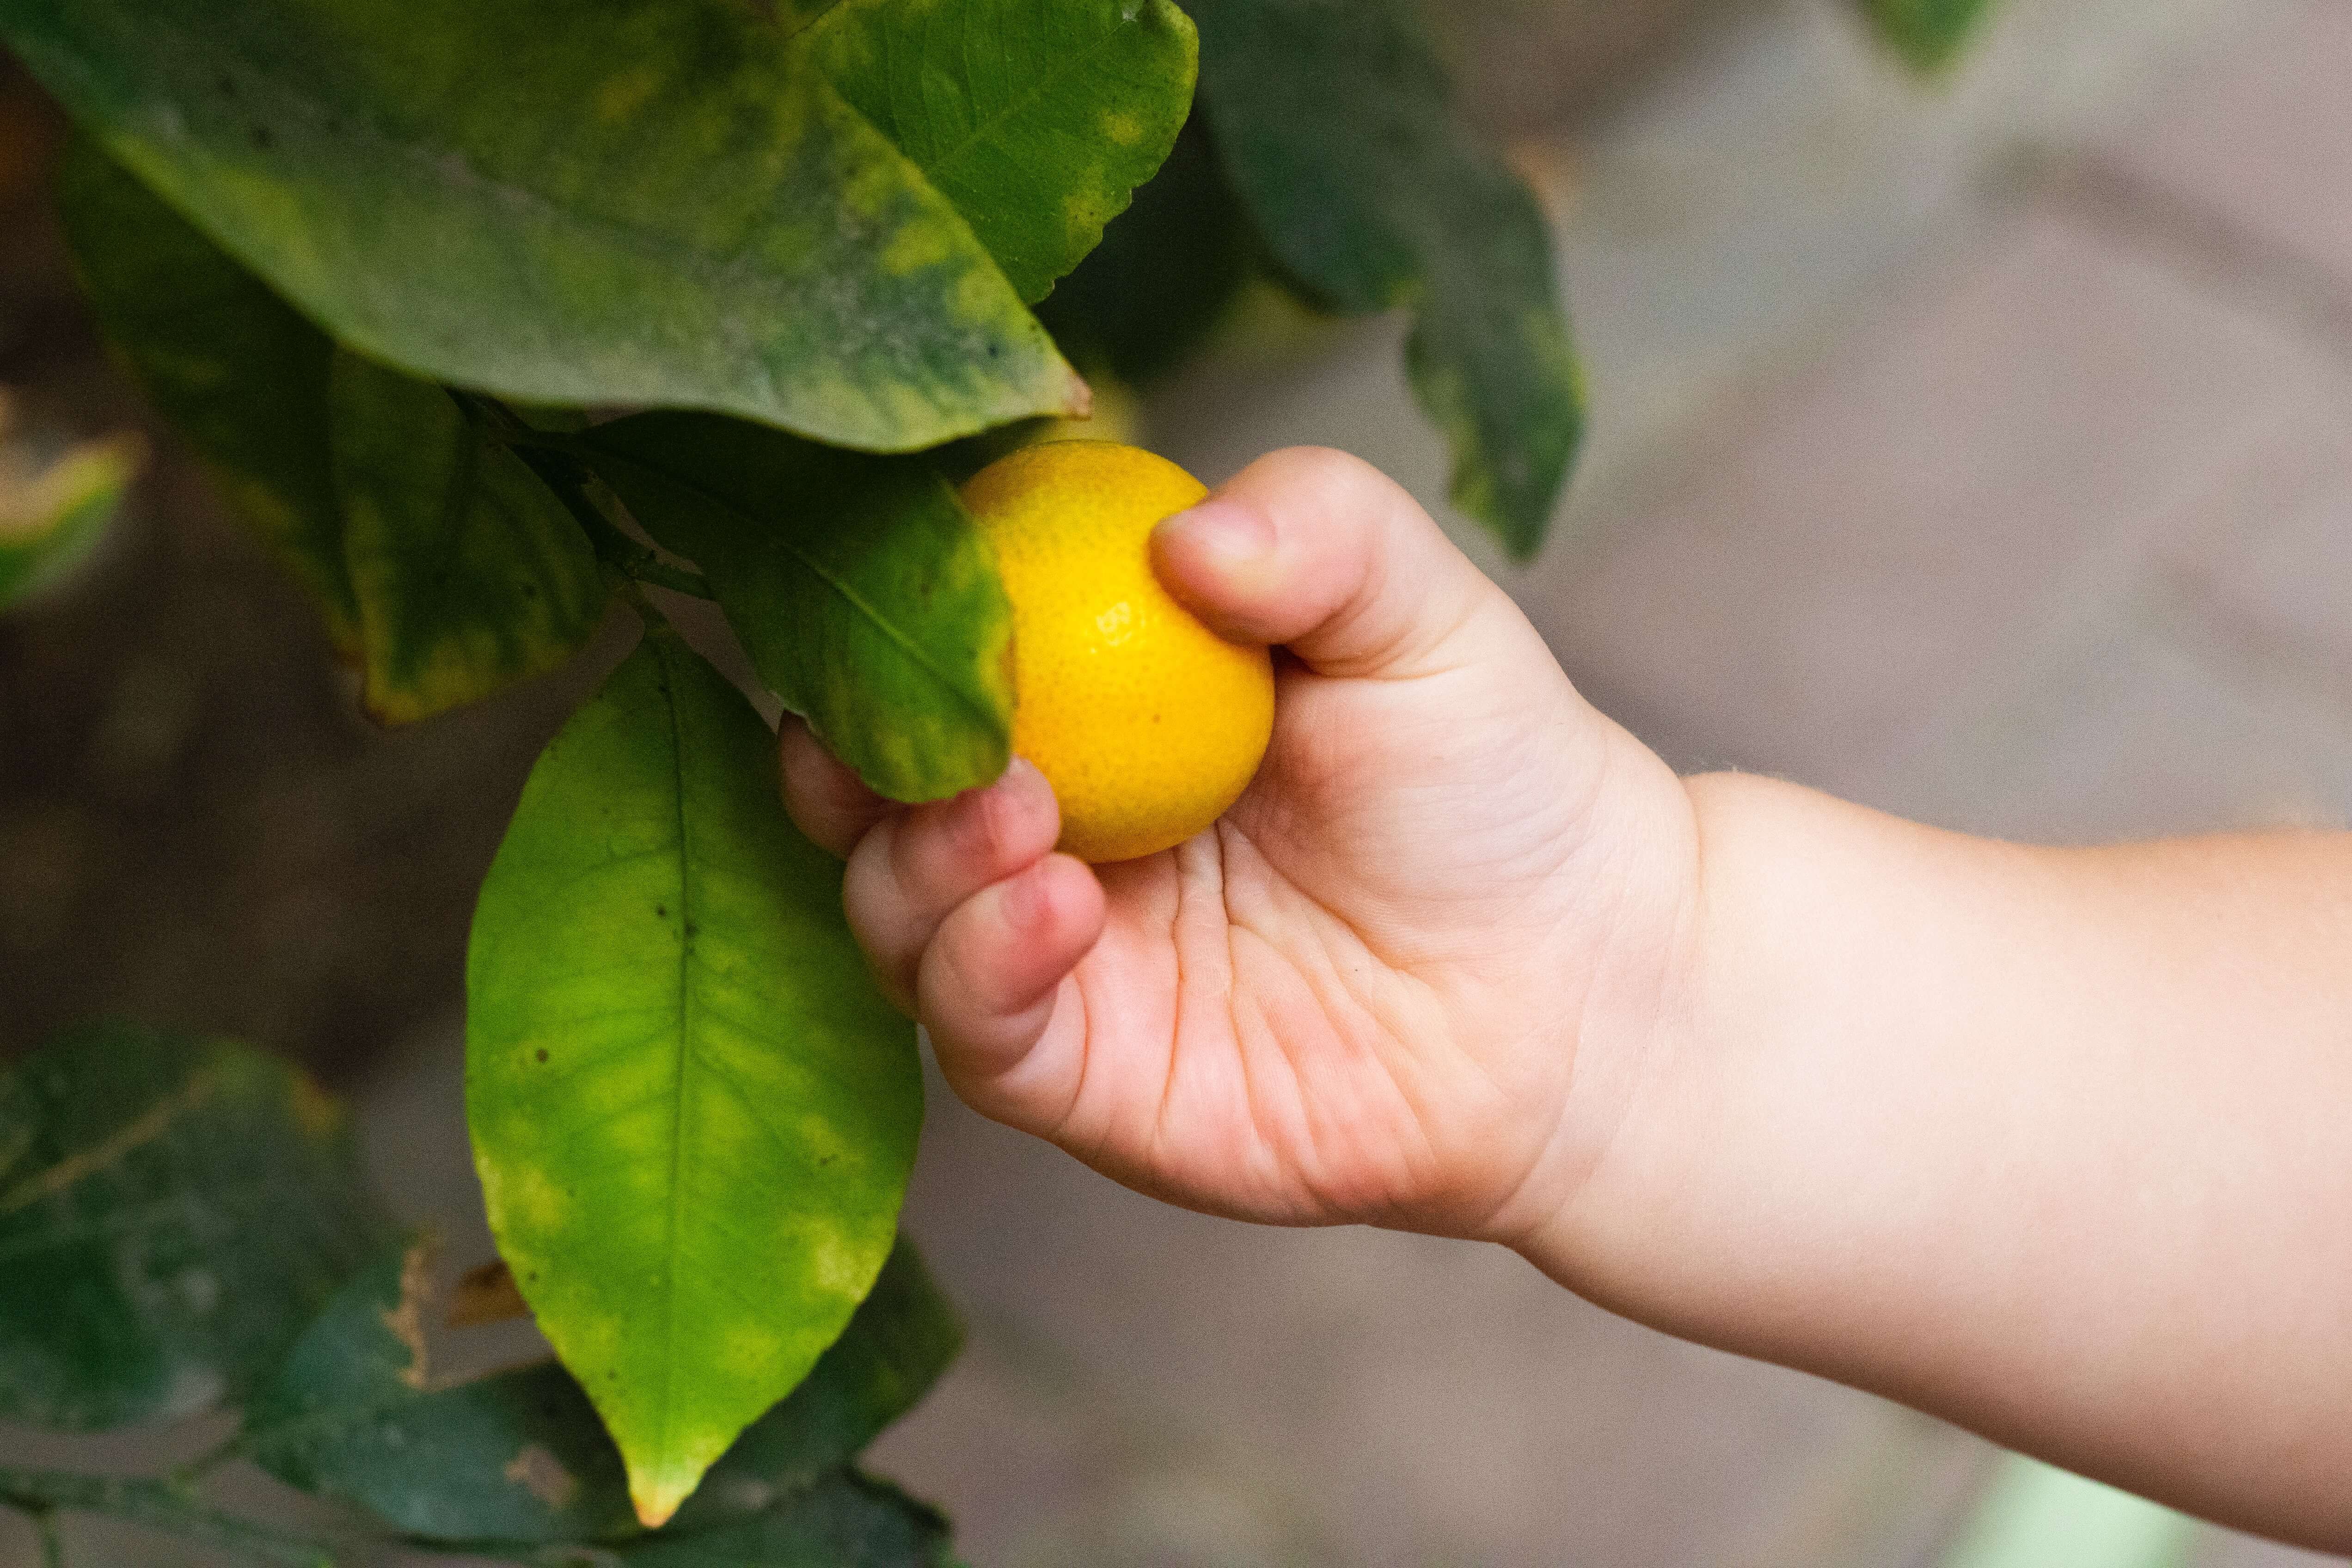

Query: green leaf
<box><xmin>51</xmin><ymin>133</ymin><xmax>356</xmax><ymax>651</ymax></box>
<box><xmin>1035</xmin><ymin>114</ymin><xmax>1252</xmax><ymax>385</ymax></box>
<box><xmin>1187</xmin><ymin>0</ymin><xmax>1584</xmax><ymax>558</ymax></box>
<box><xmin>612</xmin><ymin>1470</ymin><xmax>954</xmax><ymax>1568</ymax></box>
<box><xmin>329</xmin><ymin>353</ymin><xmax>607</xmax><ymax>724</ymax></box>
<box><xmin>467</xmin><ymin>628</ymin><xmax>921</xmax><ymax>1526</ymax></box>
<box><xmin>809</xmin><ymin>0</ymin><xmax>1199</xmax><ymax>305</ymax></box>
<box><xmin>0</xmin><ymin>1022</ymin><xmax>391</xmax><ymax>1430</ymax></box>
<box><xmin>581</xmin><ymin>414</ymin><xmax>1013</xmax><ymax>805</ymax></box>
<box><xmin>675</xmin><ymin>1238</ymin><xmax>962</xmax><ymax>1531</ymax></box>
<box><xmin>244</xmin><ymin>1236</ymin><xmax>960</xmax><ymax>1546</ymax></box>
<box><xmin>0</xmin><ymin>428</ymin><xmax>139</xmax><ymax>610</ymax></box>
<box><xmin>1856</xmin><ymin>0</ymin><xmax>1999</xmax><ymax>73</ymax></box>
<box><xmin>6</xmin><ymin>0</ymin><xmax>1084</xmax><ymax>453</ymax></box>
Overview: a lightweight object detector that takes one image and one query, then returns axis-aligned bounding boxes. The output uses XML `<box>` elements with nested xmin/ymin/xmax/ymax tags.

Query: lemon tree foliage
<box><xmin>0</xmin><ymin>0</ymin><xmax>1118</xmax><ymax>453</ymax></box>
<box><xmin>330</xmin><ymin>353</ymin><xmax>609</xmax><ymax>723</ymax></box>
<box><xmin>583</xmin><ymin>414</ymin><xmax>1015</xmax><ymax>803</ymax></box>
<box><xmin>1183</xmin><ymin>0</ymin><xmax>1583</xmax><ymax>558</ymax></box>
<box><xmin>0</xmin><ymin>1023</ymin><xmax>390</xmax><ymax>1431</ymax></box>
<box><xmin>1856</xmin><ymin>0</ymin><xmax>2000</xmax><ymax>71</ymax></box>
<box><xmin>1036</xmin><ymin>116</ymin><xmax>1254</xmax><ymax>385</ymax></box>
<box><xmin>50</xmin><ymin>135</ymin><xmax>359</xmax><ymax>652</ymax></box>
<box><xmin>0</xmin><ymin>1028</ymin><xmax>956</xmax><ymax>1564</ymax></box>
<box><xmin>244</xmin><ymin>1237</ymin><xmax>959</xmax><ymax>1547</ymax></box>
<box><xmin>0</xmin><ymin>427</ymin><xmax>137</xmax><ymax>611</ymax></box>
<box><xmin>466</xmin><ymin>626</ymin><xmax>921</xmax><ymax>1525</ymax></box>
<box><xmin>812</xmin><ymin>0</ymin><xmax>1198</xmax><ymax>305</ymax></box>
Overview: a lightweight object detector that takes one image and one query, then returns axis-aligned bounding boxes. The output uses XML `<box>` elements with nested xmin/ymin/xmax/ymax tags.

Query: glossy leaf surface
<box><xmin>584</xmin><ymin>414</ymin><xmax>1013</xmax><ymax>804</ymax></box>
<box><xmin>810</xmin><ymin>0</ymin><xmax>1198</xmax><ymax>304</ymax></box>
<box><xmin>330</xmin><ymin>354</ymin><xmax>606</xmax><ymax>724</ymax></box>
<box><xmin>0</xmin><ymin>1022</ymin><xmax>389</xmax><ymax>1430</ymax></box>
<box><xmin>52</xmin><ymin>135</ymin><xmax>356</xmax><ymax>649</ymax></box>
<box><xmin>1189</xmin><ymin>0</ymin><xmax>1584</xmax><ymax>557</ymax></box>
<box><xmin>1856</xmin><ymin>0</ymin><xmax>1998</xmax><ymax>72</ymax></box>
<box><xmin>245</xmin><ymin>1237</ymin><xmax>959</xmax><ymax>1545</ymax></box>
<box><xmin>7</xmin><ymin>0</ymin><xmax>1083</xmax><ymax>452</ymax></box>
<box><xmin>0</xmin><ymin>428</ymin><xmax>138</xmax><ymax>610</ymax></box>
<box><xmin>467</xmin><ymin>629</ymin><xmax>920</xmax><ymax>1525</ymax></box>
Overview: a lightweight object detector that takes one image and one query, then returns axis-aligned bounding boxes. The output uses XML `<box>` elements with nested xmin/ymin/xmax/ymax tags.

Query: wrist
<box><xmin>1506</xmin><ymin>771</ymin><xmax>1877</xmax><ymax>1329</ymax></box>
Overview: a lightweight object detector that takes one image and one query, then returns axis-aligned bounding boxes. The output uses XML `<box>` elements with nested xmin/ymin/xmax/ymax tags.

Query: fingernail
<box><xmin>1156</xmin><ymin>498</ymin><xmax>1274</xmax><ymax>571</ymax></box>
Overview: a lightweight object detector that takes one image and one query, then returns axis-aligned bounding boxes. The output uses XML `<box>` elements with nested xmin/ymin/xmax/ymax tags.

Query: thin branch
<box><xmin>31</xmin><ymin>1506</ymin><xmax>63</xmax><ymax>1568</ymax></box>
<box><xmin>453</xmin><ymin>393</ymin><xmax>717</xmax><ymax>601</ymax></box>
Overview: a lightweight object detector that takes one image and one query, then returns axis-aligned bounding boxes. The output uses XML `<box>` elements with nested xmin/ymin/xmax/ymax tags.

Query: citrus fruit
<box><xmin>960</xmin><ymin>441</ymin><xmax>1275</xmax><ymax>864</ymax></box>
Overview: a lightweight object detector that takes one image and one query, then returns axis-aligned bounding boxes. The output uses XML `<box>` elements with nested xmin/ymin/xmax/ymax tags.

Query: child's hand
<box><xmin>781</xmin><ymin>447</ymin><xmax>1701</xmax><ymax>1243</ymax></box>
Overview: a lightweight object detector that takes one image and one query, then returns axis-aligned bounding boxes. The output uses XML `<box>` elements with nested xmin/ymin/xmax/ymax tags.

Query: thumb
<box><xmin>1150</xmin><ymin>446</ymin><xmax>1521</xmax><ymax>681</ymax></box>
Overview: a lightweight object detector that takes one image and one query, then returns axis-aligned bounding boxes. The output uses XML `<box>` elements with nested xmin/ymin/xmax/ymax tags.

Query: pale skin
<box><xmin>780</xmin><ymin>447</ymin><xmax>2352</xmax><ymax>1551</ymax></box>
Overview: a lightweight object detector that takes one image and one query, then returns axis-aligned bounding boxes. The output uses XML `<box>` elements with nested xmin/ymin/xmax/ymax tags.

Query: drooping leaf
<box><xmin>467</xmin><ymin>628</ymin><xmax>921</xmax><ymax>1526</ymax></box>
<box><xmin>51</xmin><ymin>133</ymin><xmax>356</xmax><ymax>650</ymax></box>
<box><xmin>611</xmin><ymin>1470</ymin><xmax>954</xmax><ymax>1568</ymax></box>
<box><xmin>582</xmin><ymin>414</ymin><xmax>1013</xmax><ymax>804</ymax></box>
<box><xmin>0</xmin><ymin>1022</ymin><xmax>391</xmax><ymax>1431</ymax></box>
<box><xmin>244</xmin><ymin>1236</ymin><xmax>960</xmax><ymax>1546</ymax></box>
<box><xmin>1036</xmin><ymin>113</ymin><xmax>1253</xmax><ymax>385</ymax></box>
<box><xmin>6</xmin><ymin>0</ymin><xmax>1084</xmax><ymax>453</ymax></box>
<box><xmin>329</xmin><ymin>353</ymin><xmax>607</xmax><ymax>724</ymax></box>
<box><xmin>1188</xmin><ymin>0</ymin><xmax>1584</xmax><ymax>557</ymax></box>
<box><xmin>1856</xmin><ymin>0</ymin><xmax>1999</xmax><ymax>73</ymax></box>
<box><xmin>808</xmin><ymin>0</ymin><xmax>1199</xmax><ymax>304</ymax></box>
<box><xmin>0</xmin><ymin>424</ymin><xmax>139</xmax><ymax>610</ymax></box>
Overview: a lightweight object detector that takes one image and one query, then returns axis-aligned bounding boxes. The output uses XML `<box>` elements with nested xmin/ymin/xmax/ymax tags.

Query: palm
<box><xmin>1022</xmin><ymin>652</ymin><xmax>1632</xmax><ymax>1236</ymax></box>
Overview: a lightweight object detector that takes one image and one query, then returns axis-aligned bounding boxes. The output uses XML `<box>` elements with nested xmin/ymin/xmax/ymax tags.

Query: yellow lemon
<box><xmin>961</xmin><ymin>441</ymin><xmax>1275</xmax><ymax>864</ymax></box>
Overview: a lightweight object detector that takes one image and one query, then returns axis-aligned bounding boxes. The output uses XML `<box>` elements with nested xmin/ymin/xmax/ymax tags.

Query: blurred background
<box><xmin>5</xmin><ymin>0</ymin><xmax>2351</xmax><ymax>1562</ymax></box>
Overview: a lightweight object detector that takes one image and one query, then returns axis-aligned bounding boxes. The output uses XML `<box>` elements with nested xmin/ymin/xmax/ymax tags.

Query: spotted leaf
<box><xmin>466</xmin><ymin>627</ymin><xmax>919</xmax><ymax>1526</ymax></box>
<box><xmin>0</xmin><ymin>1022</ymin><xmax>390</xmax><ymax>1431</ymax></box>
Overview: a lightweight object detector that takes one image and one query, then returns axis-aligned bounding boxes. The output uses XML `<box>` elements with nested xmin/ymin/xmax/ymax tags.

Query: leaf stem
<box><xmin>0</xmin><ymin>1470</ymin><xmax>337</xmax><ymax>1567</ymax></box>
<box><xmin>455</xmin><ymin>394</ymin><xmax>717</xmax><ymax>601</ymax></box>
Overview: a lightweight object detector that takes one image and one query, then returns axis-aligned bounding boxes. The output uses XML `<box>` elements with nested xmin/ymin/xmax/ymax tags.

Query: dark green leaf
<box><xmin>245</xmin><ymin>1238</ymin><xmax>639</xmax><ymax>1545</ymax></box>
<box><xmin>1035</xmin><ymin>114</ymin><xmax>1252</xmax><ymax>385</ymax></box>
<box><xmin>0</xmin><ymin>1022</ymin><xmax>391</xmax><ymax>1430</ymax></box>
<box><xmin>582</xmin><ymin>415</ymin><xmax>1013</xmax><ymax>804</ymax></box>
<box><xmin>244</xmin><ymin>1237</ymin><xmax>959</xmax><ymax>1545</ymax></box>
<box><xmin>1855</xmin><ymin>0</ymin><xmax>1998</xmax><ymax>73</ymax></box>
<box><xmin>0</xmin><ymin>429</ymin><xmax>139</xmax><ymax>610</ymax></box>
<box><xmin>330</xmin><ymin>353</ymin><xmax>607</xmax><ymax>724</ymax></box>
<box><xmin>51</xmin><ymin>134</ymin><xmax>357</xmax><ymax>651</ymax></box>
<box><xmin>1188</xmin><ymin>0</ymin><xmax>1584</xmax><ymax>557</ymax></box>
<box><xmin>7</xmin><ymin>0</ymin><xmax>1083</xmax><ymax>453</ymax></box>
<box><xmin>810</xmin><ymin>0</ymin><xmax>1199</xmax><ymax>304</ymax></box>
<box><xmin>467</xmin><ymin>628</ymin><xmax>921</xmax><ymax>1525</ymax></box>
<box><xmin>612</xmin><ymin>1470</ymin><xmax>953</xmax><ymax>1568</ymax></box>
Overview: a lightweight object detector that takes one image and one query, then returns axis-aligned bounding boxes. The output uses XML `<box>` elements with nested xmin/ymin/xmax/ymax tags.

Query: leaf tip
<box><xmin>1061</xmin><ymin>364</ymin><xmax>1095</xmax><ymax>421</ymax></box>
<box><xmin>630</xmin><ymin>1472</ymin><xmax>692</xmax><ymax>1530</ymax></box>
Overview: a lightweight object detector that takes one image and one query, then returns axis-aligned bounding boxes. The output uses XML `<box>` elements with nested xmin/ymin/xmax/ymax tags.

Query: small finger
<box><xmin>779</xmin><ymin>717</ymin><xmax>892</xmax><ymax>858</ymax></box>
<box><xmin>842</xmin><ymin>758</ymin><xmax>1061</xmax><ymax>1009</ymax></box>
<box><xmin>918</xmin><ymin>853</ymin><xmax>1105</xmax><ymax>1093</ymax></box>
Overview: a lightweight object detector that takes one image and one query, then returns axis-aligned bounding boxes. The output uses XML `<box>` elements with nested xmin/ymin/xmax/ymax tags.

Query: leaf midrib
<box><xmin>651</xmin><ymin>632</ymin><xmax>700</xmax><ymax>1503</ymax></box>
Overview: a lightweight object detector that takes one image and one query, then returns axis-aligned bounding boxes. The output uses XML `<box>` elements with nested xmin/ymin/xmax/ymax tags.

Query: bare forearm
<box><xmin>1531</xmin><ymin>773</ymin><xmax>2352</xmax><ymax>1547</ymax></box>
